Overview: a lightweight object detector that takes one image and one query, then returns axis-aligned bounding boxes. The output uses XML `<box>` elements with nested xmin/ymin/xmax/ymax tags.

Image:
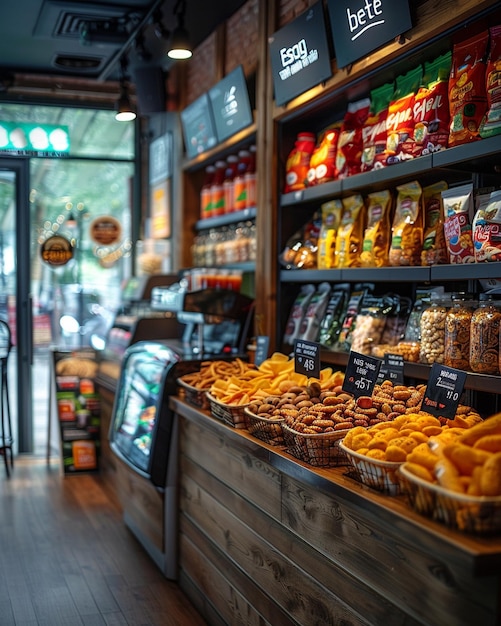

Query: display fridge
<box><xmin>108</xmin><ymin>340</ymin><xmax>198</xmax><ymax>579</ymax></box>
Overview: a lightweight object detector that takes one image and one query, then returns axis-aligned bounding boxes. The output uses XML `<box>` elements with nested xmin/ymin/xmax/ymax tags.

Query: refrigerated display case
<box><xmin>108</xmin><ymin>339</ymin><xmax>200</xmax><ymax>579</ymax></box>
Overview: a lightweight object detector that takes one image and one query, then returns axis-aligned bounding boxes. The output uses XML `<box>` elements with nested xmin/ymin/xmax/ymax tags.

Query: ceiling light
<box><xmin>115</xmin><ymin>56</ymin><xmax>136</xmax><ymax>122</ymax></box>
<box><xmin>167</xmin><ymin>0</ymin><xmax>192</xmax><ymax>60</ymax></box>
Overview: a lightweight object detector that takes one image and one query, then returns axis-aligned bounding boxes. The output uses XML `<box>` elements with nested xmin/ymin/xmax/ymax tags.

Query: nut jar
<box><xmin>470</xmin><ymin>295</ymin><xmax>501</xmax><ymax>375</ymax></box>
<box><xmin>444</xmin><ymin>293</ymin><xmax>475</xmax><ymax>370</ymax></box>
<box><xmin>419</xmin><ymin>294</ymin><xmax>450</xmax><ymax>364</ymax></box>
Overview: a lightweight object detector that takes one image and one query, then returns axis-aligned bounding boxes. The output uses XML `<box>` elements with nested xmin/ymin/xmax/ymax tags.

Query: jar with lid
<box><xmin>419</xmin><ymin>294</ymin><xmax>450</xmax><ymax>364</ymax></box>
<box><xmin>470</xmin><ymin>294</ymin><xmax>501</xmax><ymax>374</ymax></box>
<box><xmin>444</xmin><ymin>293</ymin><xmax>475</xmax><ymax>370</ymax></box>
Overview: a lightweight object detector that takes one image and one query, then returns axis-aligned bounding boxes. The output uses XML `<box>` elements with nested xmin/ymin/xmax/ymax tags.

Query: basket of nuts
<box><xmin>206</xmin><ymin>393</ymin><xmax>250</xmax><ymax>429</ymax></box>
<box><xmin>283</xmin><ymin>424</ymin><xmax>349</xmax><ymax>467</ymax></box>
<box><xmin>244</xmin><ymin>407</ymin><xmax>285</xmax><ymax>446</ymax></box>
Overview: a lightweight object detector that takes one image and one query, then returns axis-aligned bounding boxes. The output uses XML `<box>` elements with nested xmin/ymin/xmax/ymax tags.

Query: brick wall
<box><xmin>225</xmin><ymin>0</ymin><xmax>259</xmax><ymax>76</ymax></box>
<box><xmin>278</xmin><ymin>0</ymin><xmax>317</xmax><ymax>29</ymax></box>
<box><xmin>185</xmin><ymin>31</ymin><xmax>219</xmax><ymax>105</ymax></box>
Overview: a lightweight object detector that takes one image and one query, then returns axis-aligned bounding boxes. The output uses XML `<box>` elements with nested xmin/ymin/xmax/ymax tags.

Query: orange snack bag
<box><xmin>284</xmin><ymin>132</ymin><xmax>316</xmax><ymax>193</ymax></box>
<box><xmin>334</xmin><ymin>194</ymin><xmax>365</xmax><ymax>268</ymax></box>
<box><xmin>307</xmin><ymin>124</ymin><xmax>341</xmax><ymax>186</ymax></box>
<box><xmin>360</xmin><ymin>189</ymin><xmax>392</xmax><ymax>268</ymax></box>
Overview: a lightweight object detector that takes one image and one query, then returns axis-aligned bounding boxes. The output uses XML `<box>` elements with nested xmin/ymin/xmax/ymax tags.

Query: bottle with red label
<box><xmin>223</xmin><ymin>155</ymin><xmax>239</xmax><ymax>214</ymax></box>
<box><xmin>200</xmin><ymin>165</ymin><xmax>216</xmax><ymax>219</ymax></box>
<box><xmin>211</xmin><ymin>160</ymin><xmax>226</xmax><ymax>217</ymax></box>
<box><xmin>245</xmin><ymin>145</ymin><xmax>257</xmax><ymax>209</ymax></box>
<box><xmin>233</xmin><ymin>150</ymin><xmax>250</xmax><ymax>212</ymax></box>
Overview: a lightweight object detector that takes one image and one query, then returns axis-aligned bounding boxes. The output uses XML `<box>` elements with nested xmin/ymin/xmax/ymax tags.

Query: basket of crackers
<box><xmin>397</xmin><ymin>411</ymin><xmax>501</xmax><ymax>534</ymax></box>
<box><xmin>283</xmin><ymin>423</ymin><xmax>349</xmax><ymax>467</ymax></box>
<box><xmin>244</xmin><ymin>403</ymin><xmax>285</xmax><ymax>446</ymax></box>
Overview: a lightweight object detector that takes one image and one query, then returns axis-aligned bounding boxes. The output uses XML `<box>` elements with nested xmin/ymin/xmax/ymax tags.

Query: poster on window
<box><xmin>150</xmin><ymin>178</ymin><xmax>171</xmax><ymax>239</ymax></box>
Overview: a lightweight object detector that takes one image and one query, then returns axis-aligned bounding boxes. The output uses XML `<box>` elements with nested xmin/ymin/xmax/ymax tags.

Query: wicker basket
<box><xmin>338</xmin><ymin>440</ymin><xmax>404</xmax><ymax>495</ymax></box>
<box><xmin>177</xmin><ymin>378</ymin><xmax>210</xmax><ymax>410</ymax></box>
<box><xmin>206</xmin><ymin>393</ymin><xmax>249</xmax><ymax>429</ymax></box>
<box><xmin>282</xmin><ymin>424</ymin><xmax>349</xmax><ymax>467</ymax></box>
<box><xmin>399</xmin><ymin>463</ymin><xmax>501</xmax><ymax>535</ymax></box>
<box><xmin>244</xmin><ymin>408</ymin><xmax>285</xmax><ymax>446</ymax></box>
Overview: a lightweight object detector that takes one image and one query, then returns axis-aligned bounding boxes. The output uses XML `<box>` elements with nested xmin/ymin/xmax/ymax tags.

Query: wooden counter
<box><xmin>171</xmin><ymin>397</ymin><xmax>501</xmax><ymax>626</ymax></box>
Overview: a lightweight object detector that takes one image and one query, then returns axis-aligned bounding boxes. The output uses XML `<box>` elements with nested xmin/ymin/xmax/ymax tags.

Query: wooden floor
<box><xmin>0</xmin><ymin>456</ymin><xmax>207</xmax><ymax>626</ymax></box>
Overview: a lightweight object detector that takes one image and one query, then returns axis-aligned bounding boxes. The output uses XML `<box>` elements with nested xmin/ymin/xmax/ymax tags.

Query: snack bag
<box><xmin>284</xmin><ymin>132</ymin><xmax>316</xmax><ymax>192</ymax></box>
<box><xmin>336</xmin><ymin>287</ymin><xmax>370</xmax><ymax>352</ymax></box>
<box><xmin>298</xmin><ymin>282</ymin><xmax>331</xmax><ymax>342</ymax></box>
<box><xmin>421</xmin><ymin>180</ymin><xmax>449</xmax><ymax>266</ymax></box>
<box><xmin>336</xmin><ymin>98</ymin><xmax>371</xmax><ymax>179</ymax></box>
<box><xmin>283</xmin><ymin>284</ymin><xmax>316</xmax><ymax>346</ymax></box>
<box><xmin>318</xmin><ymin>284</ymin><xmax>350</xmax><ymax>348</ymax></box>
<box><xmin>448</xmin><ymin>30</ymin><xmax>489</xmax><ymax>146</ymax></box>
<box><xmin>389</xmin><ymin>181</ymin><xmax>423</xmax><ymax>266</ymax></box>
<box><xmin>480</xmin><ymin>25</ymin><xmax>501</xmax><ymax>139</ymax></box>
<box><xmin>361</xmin><ymin>82</ymin><xmax>393</xmax><ymax>171</ymax></box>
<box><xmin>413</xmin><ymin>52</ymin><xmax>452</xmax><ymax>156</ymax></box>
<box><xmin>472</xmin><ymin>190</ymin><xmax>501</xmax><ymax>262</ymax></box>
<box><xmin>442</xmin><ymin>183</ymin><xmax>475</xmax><ymax>264</ymax></box>
<box><xmin>307</xmin><ymin>123</ymin><xmax>341</xmax><ymax>185</ymax></box>
<box><xmin>386</xmin><ymin>66</ymin><xmax>423</xmax><ymax>165</ymax></box>
<box><xmin>360</xmin><ymin>189</ymin><xmax>392</xmax><ymax>268</ymax></box>
<box><xmin>317</xmin><ymin>200</ymin><xmax>342</xmax><ymax>269</ymax></box>
<box><xmin>280</xmin><ymin>210</ymin><xmax>321</xmax><ymax>269</ymax></box>
<box><xmin>334</xmin><ymin>194</ymin><xmax>365</xmax><ymax>268</ymax></box>
<box><xmin>350</xmin><ymin>294</ymin><xmax>392</xmax><ymax>355</ymax></box>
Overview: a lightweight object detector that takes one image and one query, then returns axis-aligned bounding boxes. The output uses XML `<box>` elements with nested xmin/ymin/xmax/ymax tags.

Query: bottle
<box><xmin>210</xmin><ymin>161</ymin><xmax>226</xmax><ymax>216</ymax></box>
<box><xmin>470</xmin><ymin>294</ymin><xmax>501</xmax><ymax>374</ymax></box>
<box><xmin>245</xmin><ymin>145</ymin><xmax>257</xmax><ymax>208</ymax></box>
<box><xmin>284</xmin><ymin>132</ymin><xmax>316</xmax><ymax>193</ymax></box>
<box><xmin>200</xmin><ymin>165</ymin><xmax>215</xmax><ymax>219</ymax></box>
<box><xmin>444</xmin><ymin>293</ymin><xmax>474</xmax><ymax>370</ymax></box>
<box><xmin>233</xmin><ymin>150</ymin><xmax>250</xmax><ymax>212</ymax></box>
<box><xmin>223</xmin><ymin>155</ymin><xmax>239</xmax><ymax>214</ymax></box>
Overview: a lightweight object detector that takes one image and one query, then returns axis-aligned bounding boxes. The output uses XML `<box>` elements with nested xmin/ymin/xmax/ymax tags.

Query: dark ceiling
<box><xmin>0</xmin><ymin>0</ymin><xmax>246</xmax><ymax>85</ymax></box>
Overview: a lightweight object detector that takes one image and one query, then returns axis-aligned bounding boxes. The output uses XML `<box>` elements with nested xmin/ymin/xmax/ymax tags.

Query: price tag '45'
<box><xmin>342</xmin><ymin>351</ymin><xmax>382</xmax><ymax>398</ymax></box>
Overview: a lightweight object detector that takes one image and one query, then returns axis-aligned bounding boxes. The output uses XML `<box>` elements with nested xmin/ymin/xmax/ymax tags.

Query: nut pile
<box><xmin>247</xmin><ymin>380</ymin><xmax>428</xmax><ymax>434</ymax></box>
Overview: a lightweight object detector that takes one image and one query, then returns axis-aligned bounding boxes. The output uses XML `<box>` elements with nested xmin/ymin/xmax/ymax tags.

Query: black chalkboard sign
<box><xmin>421</xmin><ymin>363</ymin><xmax>467</xmax><ymax>419</ymax></box>
<box><xmin>209</xmin><ymin>65</ymin><xmax>254</xmax><ymax>143</ymax></box>
<box><xmin>180</xmin><ymin>93</ymin><xmax>218</xmax><ymax>159</ymax></box>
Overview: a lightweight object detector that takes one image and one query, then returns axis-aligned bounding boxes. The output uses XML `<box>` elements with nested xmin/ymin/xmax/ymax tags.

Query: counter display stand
<box><xmin>172</xmin><ymin>397</ymin><xmax>501</xmax><ymax>626</ymax></box>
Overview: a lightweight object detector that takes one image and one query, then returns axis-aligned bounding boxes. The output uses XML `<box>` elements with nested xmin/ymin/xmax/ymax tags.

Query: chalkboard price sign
<box><xmin>294</xmin><ymin>339</ymin><xmax>321</xmax><ymax>379</ymax></box>
<box><xmin>343</xmin><ymin>351</ymin><xmax>382</xmax><ymax>398</ymax></box>
<box><xmin>421</xmin><ymin>363</ymin><xmax>467</xmax><ymax>419</ymax></box>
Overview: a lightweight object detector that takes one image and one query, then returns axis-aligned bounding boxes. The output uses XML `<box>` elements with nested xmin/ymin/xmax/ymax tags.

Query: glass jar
<box><xmin>419</xmin><ymin>294</ymin><xmax>450</xmax><ymax>364</ymax></box>
<box><xmin>444</xmin><ymin>293</ymin><xmax>474</xmax><ymax>370</ymax></box>
<box><xmin>470</xmin><ymin>295</ymin><xmax>501</xmax><ymax>374</ymax></box>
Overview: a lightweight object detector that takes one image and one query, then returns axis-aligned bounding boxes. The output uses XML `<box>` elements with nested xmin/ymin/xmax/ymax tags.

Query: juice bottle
<box><xmin>223</xmin><ymin>155</ymin><xmax>239</xmax><ymax>214</ymax></box>
<box><xmin>200</xmin><ymin>165</ymin><xmax>215</xmax><ymax>219</ymax></box>
<box><xmin>245</xmin><ymin>144</ymin><xmax>257</xmax><ymax>208</ymax></box>
<box><xmin>234</xmin><ymin>150</ymin><xmax>250</xmax><ymax>212</ymax></box>
<box><xmin>210</xmin><ymin>160</ymin><xmax>226</xmax><ymax>216</ymax></box>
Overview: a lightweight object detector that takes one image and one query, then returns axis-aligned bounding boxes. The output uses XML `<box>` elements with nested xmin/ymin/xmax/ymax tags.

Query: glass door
<box><xmin>0</xmin><ymin>157</ymin><xmax>32</xmax><ymax>453</ymax></box>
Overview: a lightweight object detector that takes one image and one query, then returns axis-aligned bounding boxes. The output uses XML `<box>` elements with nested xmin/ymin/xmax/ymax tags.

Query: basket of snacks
<box><xmin>338</xmin><ymin>440</ymin><xmax>404</xmax><ymax>495</ymax></box>
<box><xmin>282</xmin><ymin>424</ymin><xmax>349</xmax><ymax>467</ymax></box>
<box><xmin>244</xmin><ymin>407</ymin><xmax>285</xmax><ymax>446</ymax></box>
<box><xmin>177</xmin><ymin>377</ymin><xmax>210</xmax><ymax>409</ymax></box>
<box><xmin>206</xmin><ymin>392</ymin><xmax>250</xmax><ymax>429</ymax></box>
<box><xmin>399</xmin><ymin>463</ymin><xmax>501</xmax><ymax>534</ymax></box>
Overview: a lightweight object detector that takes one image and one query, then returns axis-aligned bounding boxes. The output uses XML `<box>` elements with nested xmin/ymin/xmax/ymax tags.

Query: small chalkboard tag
<box><xmin>343</xmin><ymin>351</ymin><xmax>382</xmax><ymax>398</ymax></box>
<box><xmin>294</xmin><ymin>339</ymin><xmax>321</xmax><ymax>380</ymax></box>
<box><xmin>377</xmin><ymin>353</ymin><xmax>405</xmax><ymax>385</ymax></box>
<box><xmin>254</xmin><ymin>336</ymin><xmax>270</xmax><ymax>367</ymax></box>
<box><xmin>421</xmin><ymin>363</ymin><xmax>467</xmax><ymax>419</ymax></box>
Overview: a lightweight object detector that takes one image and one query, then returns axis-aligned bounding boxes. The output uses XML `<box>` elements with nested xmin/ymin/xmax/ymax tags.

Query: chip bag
<box><xmin>480</xmin><ymin>25</ymin><xmax>501</xmax><ymax>139</ymax></box>
<box><xmin>389</xmin><ymin>181</ymin><xmax>423</xmax><ymax>266</ymax></box>
<box><xmin>361</xmin><ymin>82</ymin><xmax>393</xmax><ymax>171</ymax></box>
<box><xmin>334</xmin><ymin>194</ymin><xmax>365</xmax><ymax>268</ymax></box>
<box><xmin>307</xmin><ymin>124</ymin><xmax>341</xmax><ymax>185</ymax></box>
<box><xmin>317</xmin><ymin>200</ymin><xmax>342</xmax><ymax>269</ymax></box>
<box><xmin>360</xmin><ymin>189</ymin><xmax>392</xmax><ymax>268</ymax></box>
<box><xmin>472</xmin><ymin>189</ymin><xmax>501</xmax><ymax>262</ymax></box>
<box><xmin>442</xmin><ymin>183</ymin><xmax>475</xmax><ymax>264</ymax></box>
<box><xmin>336</xmin><ymin>98</ymin><xmax>371</xmax><ymax>179</ymax></box>
<box><xmin>421</xmin><ymin>180</ymin><xmax>449</xmax><ymax>266</ymax></box>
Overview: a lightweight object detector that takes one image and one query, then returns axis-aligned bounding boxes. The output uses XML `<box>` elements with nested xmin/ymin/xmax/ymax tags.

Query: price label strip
<box><xmin>254</xmin><ymin>335</ymin><xmax>270</xmax><ymax>367</ymax></box>
<box><xmin>294</xmin><ymin>339</ymin><xmax>321</xmax><ymax>380</ymax></box>
<box><xmin>377</xmin><ymin>353</ymin><xmax>404</xmax><ymax>385</ymax></box>
<box><xmin>342</xmin><ymin>351</ymin><xmax>382</xmax><ymax>398</ymax></box>
<box><xmin>421</xmin><ymin>363</ymin><xmax>467</xmax><ymax>419</ymax></box>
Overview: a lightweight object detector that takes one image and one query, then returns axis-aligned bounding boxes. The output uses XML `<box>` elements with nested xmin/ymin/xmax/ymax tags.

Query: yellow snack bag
<box><xmin>317</xmin><ymin>200</ymin><xmax>342</xmax><ymax>269</ymax></box>
<box><xmin>360</xmin><ymin>189</ymin><xmax>392</xmax><ymax>267</ymax></box>
<box><xmin>389</xmin><ymin>181</ymin><xmax>423</xmax><ymax>266</ymax></box>
<box><xmin>334</xmin><ymin>194</ymin><xmax>365</xmax><ymax>268</ymax></box>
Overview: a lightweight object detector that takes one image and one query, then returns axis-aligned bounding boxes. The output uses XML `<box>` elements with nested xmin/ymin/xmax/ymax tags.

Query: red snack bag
<box><xmin>413</xmin><ymin>52</ymin><xmax>452</xmax><ymax>157</ymax></box>
<box><xmin>335</xmin><ymin>98</ymin><xmax>371</xmax><ymax>179</ymax></box>
<box><xmin>307</xmin><ymin>123</ymin><xmax>341</xmax><ymax>186</ymax></box>
<box><xmin>386</xmin><ymin>66</ymin><xmax>423</xmax><ymax>165</ymax></box>
<box><xmin>448</xmin><ymin>30</ymin><xmax>489</xmax><ymax>147</ymax></box>
<box><xmin>480</xmin><ymin>25</ymin><xmax>501</xmax><ymax>139</ymax></box>
<box><xmin>361</xmin><ymin>82</ymin><xmax>393</xmax><ymax>172</ymax></box>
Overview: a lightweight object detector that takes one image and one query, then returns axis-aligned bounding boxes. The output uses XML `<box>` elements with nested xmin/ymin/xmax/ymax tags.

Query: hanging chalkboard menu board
<box><xmin>269</xmin><ymin>1</ymin><xmax>332</xmax><ymax>106</ymax></box>
<box><xmin>209</xmin><ymin>65</ymin><xmax>254</xmax><ymax>143</ymax></box>
<box><xmin>180</xmin><ymin>94</ymin><xmax>218</xmax><ymax>159</ymax></box>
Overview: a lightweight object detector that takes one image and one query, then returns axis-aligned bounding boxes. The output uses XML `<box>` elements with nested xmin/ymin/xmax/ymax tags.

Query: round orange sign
<box><xmin>40</xmin><ymin>235</ymin><xmax>74</xmax><ymax>266</ymax></box>
<box><xmin>89</xmin><ymin>216</ymin><xmax>122</xmax><ymax>246</ymax></box>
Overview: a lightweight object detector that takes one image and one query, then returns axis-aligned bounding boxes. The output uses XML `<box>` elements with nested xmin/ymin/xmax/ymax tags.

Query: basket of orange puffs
<box><xmin>339</xmin><ymin>407</ymin><xmax>483</xmax><ymax>496</ymax></box>
<box><xmin>398</xmin><ymin>411</ymin><xmax>501</xmax><ymax>534</ymax></box>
